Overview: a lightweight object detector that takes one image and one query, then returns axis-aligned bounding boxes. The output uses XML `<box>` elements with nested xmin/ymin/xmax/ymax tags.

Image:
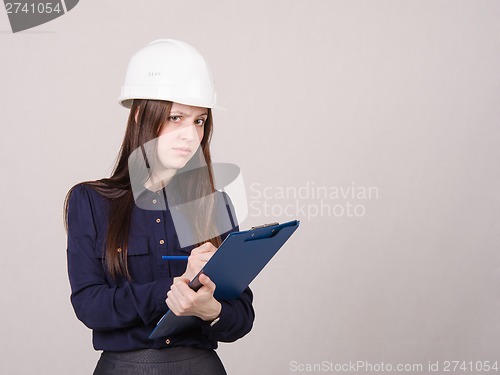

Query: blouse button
<box><xmin>156</xmin><ymin>218</ymin><xmax>161</xmax><ymax>223</ymax></box>
<box><xmin>152</xmin><ymin>199</ymin><xmax>157</xmax><ymax>204</ymax></box>
<box><xmin>165</xmin><ymin>339</ymin><xmax>171</xmax><ymax>345</ymax></box>
<box><xmin>159</xmin><ymin>240</ymin><xmax>165</xmax><ymax>245</ymax></box>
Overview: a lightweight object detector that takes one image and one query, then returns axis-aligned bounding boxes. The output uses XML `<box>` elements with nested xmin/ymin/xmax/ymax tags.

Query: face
<box><xmin>155</xmin><ymin>102</ymin><xmax>207</xmax><ymax>172</ymax></box>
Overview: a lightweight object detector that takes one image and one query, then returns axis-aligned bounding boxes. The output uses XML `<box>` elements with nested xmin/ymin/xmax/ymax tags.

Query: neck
<box><xmin>145</xmin><ymin>169</ymin><xmax>176</xmax><ymax>192</ymax></box>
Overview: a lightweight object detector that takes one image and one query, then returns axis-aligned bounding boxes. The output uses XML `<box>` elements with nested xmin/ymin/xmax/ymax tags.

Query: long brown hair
<box><xmin>64</xmin><ymin>99</ymin><xmax>222</xmax><ymax>280</ymax></box>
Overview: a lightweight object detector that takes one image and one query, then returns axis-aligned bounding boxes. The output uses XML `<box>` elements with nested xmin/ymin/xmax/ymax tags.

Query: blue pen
<box><xmin>162</xmin><ymin>255</ymin><xmax>189</xmax><ymax>261</ymax></box>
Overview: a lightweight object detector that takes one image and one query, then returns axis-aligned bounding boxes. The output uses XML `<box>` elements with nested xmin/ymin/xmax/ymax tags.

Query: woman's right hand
<box><xmin>182</xmin><ymin>242</ymin><xmax>218</xmax><ymax>281</ymax></box>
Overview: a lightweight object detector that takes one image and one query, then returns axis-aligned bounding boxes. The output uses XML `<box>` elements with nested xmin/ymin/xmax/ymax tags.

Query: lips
<box><xmin>173</xmin><ymin>147</ymin><xmax>191</xmax><ymax>154</ymax></box>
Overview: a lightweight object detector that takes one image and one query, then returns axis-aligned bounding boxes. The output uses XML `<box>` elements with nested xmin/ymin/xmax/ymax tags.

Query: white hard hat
<box><xmin>119</xmin><ymin>39</ymin><xmax>219</xmax><ymax>109</ymax></box>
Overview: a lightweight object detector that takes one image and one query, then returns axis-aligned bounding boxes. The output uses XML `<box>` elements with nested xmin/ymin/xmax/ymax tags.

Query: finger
<box><xmin>166</xmin><ymin>291</ymin><xmax>179</xmax><ymax>313</ymax></box>
<box><xmin>167</xmin><ymin>287</ymin><xmax>181</xmax><ymax>304</ymax></box>
<box><xmin>190</xmin><ymin>252</ymin><xmax>213</xmax><ymax>263</ymax></box>
<box><xmin>168</xmin><ymin>286</ymin><xmax>193</xmax><ymax>314</ymax></box>
<box><xmin>199</xmin><ymin>273</ymin><xmax>216</xmax><ymax>292</ymax></box>
<box><xmin>174</xmin><ymin>279</ymin><xmax>197</xmax><ymax>299</ymax></box>
<box><xmin>173</xmin><ymin>276</ymin><xmax>190</xmax><ymax>285</ymax></box>
<box><xmin>199</xmin><ymin>242</ymin><xmax>215</xmax><ymax>252</ymax></box>
<box><xmin>170</xmin><ymin>280</ymin><xmax>189</xmax><ymax>299</ymax></box>
<box><xmin>192</xmin><ymin>242</ymin><xmax>216</xmax><ymax>254</ymax></box>
<box><xmin>190</xmin><ymin>248</ymin><xmax>216</xmax><ymax>262</ymax></box>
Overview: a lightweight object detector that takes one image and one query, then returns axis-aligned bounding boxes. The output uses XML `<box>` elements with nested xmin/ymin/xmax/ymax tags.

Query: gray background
<box><xmin>0</xmin><ymin>0</ymin><xmax>499</xmax><ymax>374</ymax></box>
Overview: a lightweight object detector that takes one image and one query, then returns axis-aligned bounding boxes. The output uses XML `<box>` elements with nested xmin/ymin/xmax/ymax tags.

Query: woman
<box><xmin>64</xmin><ymin>39</ymin><xmax>254</xmax><ymax>375</ymax></box>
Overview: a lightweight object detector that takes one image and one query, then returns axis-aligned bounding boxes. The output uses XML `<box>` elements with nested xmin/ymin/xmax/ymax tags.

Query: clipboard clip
<box><xmin>251</xmin><ymin>222</ymin><xmax>279</xmax><ymax>230</ymax></box>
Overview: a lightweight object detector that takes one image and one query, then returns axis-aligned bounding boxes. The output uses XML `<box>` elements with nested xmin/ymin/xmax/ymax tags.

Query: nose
<box><xmin>178</xmin><ymin>124</ymin><xmax>197</xmax><ymax>142</ymax></box>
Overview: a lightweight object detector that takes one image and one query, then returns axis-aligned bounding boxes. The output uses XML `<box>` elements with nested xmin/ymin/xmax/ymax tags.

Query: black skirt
<box><xmin>93</xmin><ymin>346</ymin><xmax>227</xmax><ymax>375</ymax></box>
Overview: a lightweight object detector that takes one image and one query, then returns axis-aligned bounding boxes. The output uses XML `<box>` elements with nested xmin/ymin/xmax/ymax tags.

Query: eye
<box><xmin>168</xmin><ymin>115</ymin><xmax>181</xmax><ymax>122</ymax></box>
<box><xmin>195</xmin><ymin>118</ymin><xmax>206</xmax><ymax>127</ymax></box>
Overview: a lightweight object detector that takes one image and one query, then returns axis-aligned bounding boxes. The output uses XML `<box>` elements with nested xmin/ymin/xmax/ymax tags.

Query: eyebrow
<box><xmin>170</xmin><ymin>111</ymin><xmax>208</xmax><ymax>117</ymax></box>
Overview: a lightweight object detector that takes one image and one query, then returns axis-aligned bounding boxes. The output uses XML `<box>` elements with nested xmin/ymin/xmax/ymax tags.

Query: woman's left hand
<box><xmin>166</xmin><ymin>273</ymin><xmax>222</xmax><ymax>322</ymax></box>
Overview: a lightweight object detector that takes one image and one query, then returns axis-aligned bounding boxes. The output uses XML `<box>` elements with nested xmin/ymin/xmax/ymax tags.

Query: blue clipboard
<box><xmin>149</xmin><ymin>219</ymin><xmax>300</xmax><ymax>339</ymax></box>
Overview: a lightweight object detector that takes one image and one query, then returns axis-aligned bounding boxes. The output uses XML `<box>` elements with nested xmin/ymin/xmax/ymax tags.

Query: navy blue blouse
<box><xmin>66</xmin><ymin>183</ymin><xmax>254</xmax><ymax>352</ymax></box>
